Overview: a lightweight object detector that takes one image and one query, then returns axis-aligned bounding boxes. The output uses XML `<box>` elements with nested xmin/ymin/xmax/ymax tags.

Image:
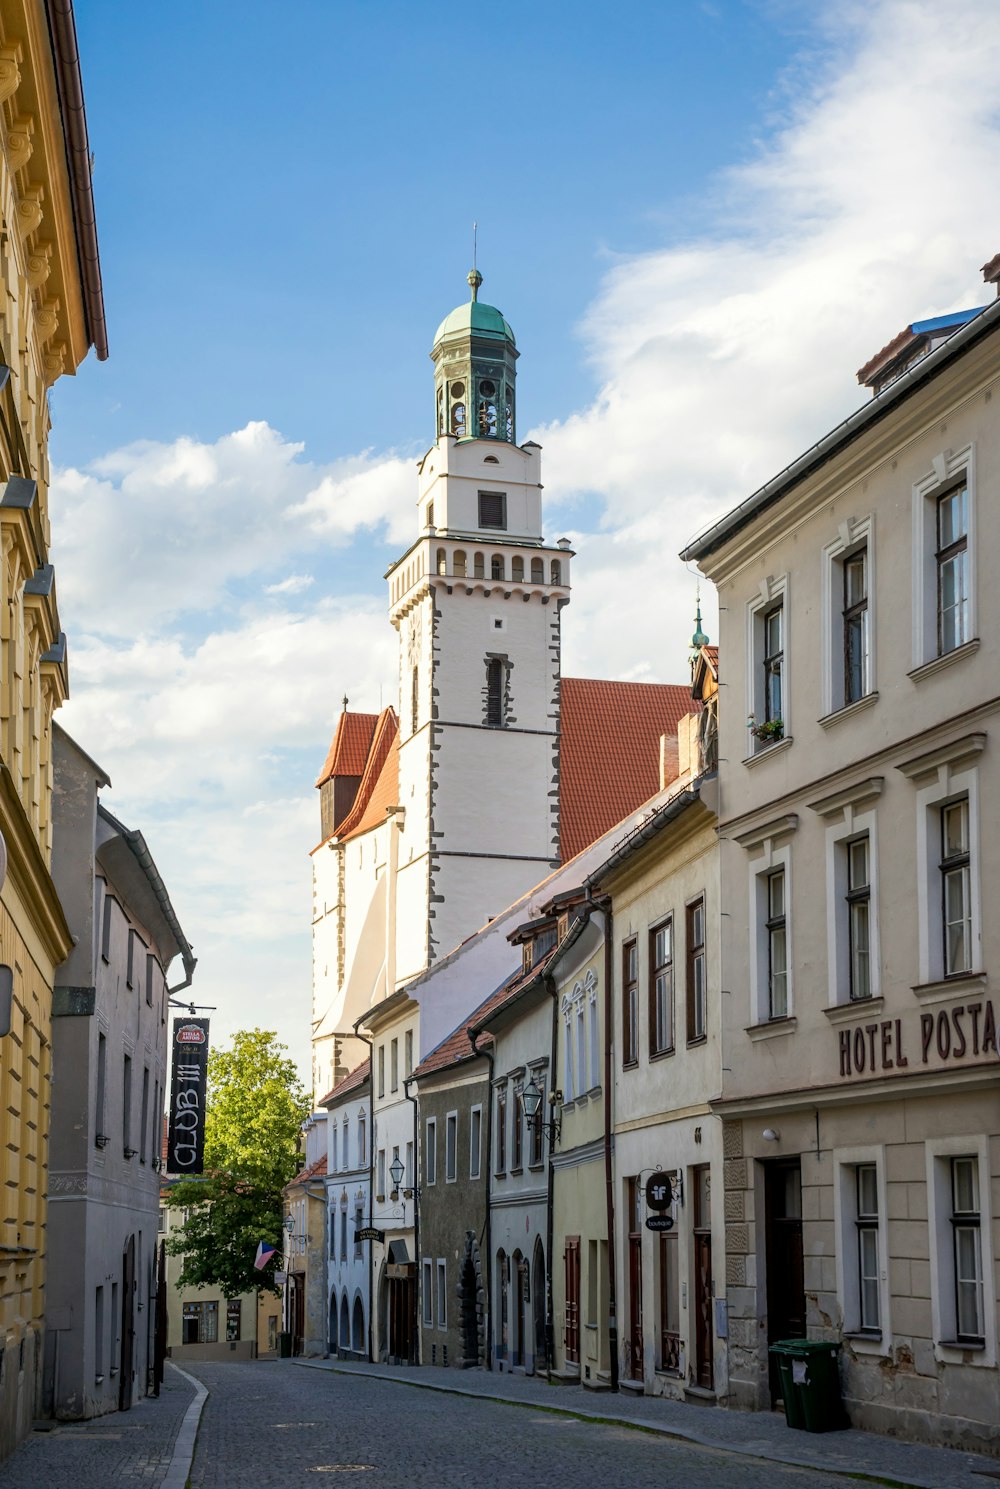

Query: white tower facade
<box><xmin>389</xmin><ymin>272</ymin><xmax>571</xmax><ymax>982</ymax></box>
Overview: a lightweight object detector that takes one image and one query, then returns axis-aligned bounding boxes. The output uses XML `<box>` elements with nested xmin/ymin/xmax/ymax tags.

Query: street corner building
<box><xmin>0</xmin><ymin>0</ymin><xmax>106</xmax><ymax>1460</ymax></box>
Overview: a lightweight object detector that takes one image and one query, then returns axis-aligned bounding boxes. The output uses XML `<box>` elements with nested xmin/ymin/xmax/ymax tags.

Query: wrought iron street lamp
<box><xmin>521</xmin><ymin>1076</ymin><xmax>561</xmax><ymax>1147</ymax></box>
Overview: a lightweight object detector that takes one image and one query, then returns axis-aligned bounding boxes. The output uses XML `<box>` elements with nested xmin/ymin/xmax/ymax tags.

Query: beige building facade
<box><xmin>684</xmin><ymin>269</ymin><xmax>1000</xmax><ymax>1449</ymax></box>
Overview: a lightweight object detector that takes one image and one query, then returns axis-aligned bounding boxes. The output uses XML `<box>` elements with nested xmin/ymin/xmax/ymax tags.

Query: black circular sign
<box><xmin>645</xmin><ymin>1171</ymin><xmax>673</xmax><ymax>1211</ymax></box>
<box><xmin>645</xmin><ymin>1215</ymin><xmax>675</xmax><ymax>1232</ymax></box>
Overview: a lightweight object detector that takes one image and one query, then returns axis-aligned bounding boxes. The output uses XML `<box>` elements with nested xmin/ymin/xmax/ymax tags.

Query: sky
<box><xmin>49</xmin><ymin>0</ymin><xmax>1000</xmax><ymax>1077</ymax></box>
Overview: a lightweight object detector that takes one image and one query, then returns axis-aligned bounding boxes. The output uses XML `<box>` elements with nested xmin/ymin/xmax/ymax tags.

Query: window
<box><xmin>126</xmin><ymin>929</ymin><xmax>137</xmax><ymax>988</ymax></box>
<box><xmin>856</xmin><ymin>1164</ymin><xmax>880</xmax><ymax>1332</ymax></box>
<box><xmin>551</xmin><ymin>560</ymin><xmax>562</xmax><ymax>585</ymax></box>
<box><xmin>511</xmin><ymin>1090</ymin><xmax>523</xmax><ymax>1171</ymax></box>
<box><xmin>563</xmin><ymin>1002</ymin><xmax>574</xmax><ymax>1099</ymax></box>
<box><xmin>331</xmin><ymin>1126</ymin><xmax>338</xmax><ymax>1174</ymax></box>
<box><xmin>445</xmin><ymin>1113</ymin><xmax>457</xmax><ymax>1182</ymax></box>
<box><xmin>101</xmin><ymin>889</ymin><xmax>113</xmax><ymax>962</ymax></box>
<box><xmin>470</xmin><ymin>1105</ymin><xmax>482</xmax><ymax>1179</ymax></box>
<box><xmin>152</xmin><ymin>1080</ymin><xmax>159</xmax><ymax>1164</ymax></box>
<box><xmin>95</xmin><ymin>1032</ymin><xmax>107</xmax><ymax>1145</ymax></box>
<box><xmin>226</xmin><ymin>1300</ymin><xmax>242</xmax><ymax>1343</ymax></box>
<box><xmin>486</xmin><ymin>656</ymin><xmax>505</xmax><ymax>727</ymax></box>
<box><xmin>426</xmin><ymin>500</ymin><xmax>434</xmax><ymax>529</ymax></box>
<box><xmin>951</xmin><ymin>1157</ymin><xmax>984</xmax><ymax>1343</ymax></box>
<box><xmin>436</xmin><ymin>547</ymin><xmax>447</xmax><ymax>575</ymax></box>
<box><xmin>588</xmin><ymin>983</ymin><xmax>601</xmax><ymax>1090</ymax></box>
<box><xmin>341</xmin><ymin>1116</ymin><xmax>349</xmax><ymax>1169</ymax></box>
<box><xmin>411</xmin><ymin>665</ymin><xmax>419</xmax><ymax>735</ymax></box>
<box><xmin>436</xmin><ymin>1260</ymin><xmax>447</xmax><ymax>1329</ymax></box>
<box><xmin>340</xmin><ymin>1209</ymin><xmax>348</xmax><ymax>1261</ymax></box>
<box><xmin>530</xmin><ymin>557</ymin><xmax>544</xmax><ymax>583</ymax></box>
<box><xmin>145</xmin><ymin>954</ymin><xmax>156</xmax><ymax>1007</ymax></box>
<box><xmin>649</xmin><ymin>919</ymin><xmax>674</xmax><ymax>1056</ymax></box>
<box><xmin>474</xmin><ymin>552</ymin><xmax>485</xmax><ymax>579</ymax></box>
<box><xmin>329</xmin><ymin>1209</ymin><xmax>337</xmax><ymax>1258</ymax></box>
<box><xmin>937</xmin><ymin>483</ymin><xmax>969</xmax><ymax>654</ymax></box>
<box><xmin>378</xmin><ymin>1045</ymin><xmax>385</xmax><ymax>1099</ymax></box>
<box><xmin>377</xmin><ymin>1149</ymin><xmax>386</xmax><ymax>1198</ymax></box>
<box><xmin>123</xmin><ymin>1053</ymin><xmax>133</xmax><ymax>1152</ymax></box>
<box><xmin>490</xmin><ymin>554</ymin><xmax>504</xmax><ymax>581</ymax></box>
<box><xmin>843</xmin><ymin>546</ymin><xmax>870</xmax><ymax>705</ymax></box>
<box><xmin>941</xmin><ymin>799</ymin><xmax>971</xmax><ymax>977</ymax></box>
<box><xmin>94</xmin><ymin>1286</ymin><xmax>104</xmax><ymax>1378</ymax></box>
<box><xmin>357</xmin><ymin>1113</ymin><xmax>366</xmax><ymax>1167</ymax></box>
<box><xmin>158</xmin><ymin>1207</ymin><xmax>166</xmax><ymax>1233</ymax></box>
<box><xmin>422</xmin><ymin>1260</ymin><xmax>433</xmax><ymax>1326</ymax></box>
<box><xmin>763</xmin><ymin>603</ymin><xmax>783</xmax><ymax>727</ymax></box>
<box><xmin>622</xmin><ymin>939</ymin><xmax>638</xmax><ymax>1067</ymax></box>
<box><xmin>140</xmin><ymin>1066</ymin><xmax>150</xmax><ymax>1164</ymax></box>
<box><xmin>453</xmin><ymin>549</ymin><xmax>467</xmax><ymax>578</ymax></box>
<box><xmin>847</xmin><ymin>837</ymin><xmax>871</xmax><ymax>1000</ymax></box>
<box><xmin>479</xmin><ymin>491</ymin><xmax>506</xmax><ymax>529</ymax></box>
<box><xmin>686</xmin><ymin>899</ymin><xmax>706</xmax><ymax>1042</ymax></box>
<box><xmin>425</xmin><ymin>1119</ymin><xmax>437</xmax><ymax>1186</ymax></box>
<box><xmin>182</xmin><ymin>1301</ymin><xmax>218</xmax><ymax>1345</ymax></box>
<box><xmin>766</xmin><ymin>870</ymin><xmax>787</xmax><ymax>1019</ymax></box>
<box><xmin>404</xmin><ymin>1030</ymin><xmax>413</xmax><ymax>1076</ymax></box>
<box><xmin>354</xmin><ymin>1203</ymin><xmax>364</xmax><ymax>1258</ymax></box>
<box><xmin>405</xmin><ymin>1140</ymin><xmax>413</xmax><ymax>1188</ymax></box>
<box><xmin>390</xmin><ymin>1038</ymin><xmax>399</xmax><ymax>1092</ymax></box>
<box><xmin>575</xmin><ymin>1005</ymin><xmax>586</xmax><ymax>1094</ymax></box>
<box><xmin>495</xmin><ymin>1087</ymin><xmax>507</xmax><ymax>1175</ymax></box>
<box><xmin>511</xmin><ymin>555</ymin><xmax>524</xmax><ymax>581</ymax></box>
<box><xmin>390</xmin><ymin>1145</ymin><xmax>400</xmax><ymax>1194</ymax></box>
<box><xmin>528</xmin><ymin>1080</ymin><xmax>544</xmax><ymax>1166</ymax></box>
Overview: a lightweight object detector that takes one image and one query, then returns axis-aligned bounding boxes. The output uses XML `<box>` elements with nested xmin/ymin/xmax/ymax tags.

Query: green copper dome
<box><xmin>433</xmin><ymin>299</ymin><xmax>515</xmax><ymax>348</ymax></box>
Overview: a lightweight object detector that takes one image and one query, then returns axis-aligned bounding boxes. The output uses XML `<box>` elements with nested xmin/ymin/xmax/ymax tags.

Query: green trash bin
<box><xmin>278</xmin><ymin>1330</ymin><xmax>292</xmax><ymax>1359</ymax></box>
<box><xmin>769</xmin><ymin>1341</ymin><xmax>806</xmax><ymax>1430</ymax></box>
<box><xmin>772</xmin><ymin>1339</ymin><xmax>844</xmax><ymax>1432</ymax></box>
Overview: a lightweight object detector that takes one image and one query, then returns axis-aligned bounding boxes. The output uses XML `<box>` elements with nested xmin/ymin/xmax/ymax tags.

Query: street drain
<box><xmin>308</xmin><ymin>1468</ymin><xmax>375</xmax><ymax>1474</ymax></box>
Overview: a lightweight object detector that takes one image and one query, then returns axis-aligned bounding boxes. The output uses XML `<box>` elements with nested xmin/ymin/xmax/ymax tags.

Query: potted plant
<box><xmin>748</xmin><ymin>715</ymin><xmax>784</xmax><ymax>744</ymax></box>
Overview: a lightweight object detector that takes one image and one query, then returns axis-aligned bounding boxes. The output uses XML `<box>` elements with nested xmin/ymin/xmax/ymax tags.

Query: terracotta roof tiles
<box><xmin>559</xmin><ymin>678</ymin><xmax>694</xmax><ymax>861</ymax></box>
<box><xmin>322</xmin><ymin>708</ymin><xmax>398</xmax><ymax>845</ymax></box>
<box><xmin>315</xmin><ymin>710</ymin><xmax>378</xmax><ymax>788</ymax></box>
<box><xmin>412</xmin><ymin>970</ymin><xmax>523</xmax><ymax>1079</ymax></box>
<box><xmin>320</xmin><ymin>1057</ymin><xmax>371</xmax><ymax>1108</ymax></box>
<box><xmin>287</xmin><ymin>1154</ymin><xmax>328</xmax><ymax>1190</ymax></box>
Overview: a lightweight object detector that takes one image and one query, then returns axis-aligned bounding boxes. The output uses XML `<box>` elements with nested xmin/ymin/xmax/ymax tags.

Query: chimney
<box><xmin>982</xmin><ymin>252</ymin><xmax>1000</xmax><ymax>298</ymax></box>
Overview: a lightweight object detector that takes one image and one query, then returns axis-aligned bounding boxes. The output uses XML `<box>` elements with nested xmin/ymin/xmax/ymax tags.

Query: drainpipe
<box><xmin>352</xmin><ymin>1026</ymin><xmax>375</xmax><ymax>1363</ymax></box>
<box><xmin>469</xmin><ymin>1028</ymin><xmax>494</xmax><ymax>1370</ymax></box>
<box><xmin>543</xmin><ymin>965</ymin><xmax>559</xmax><ymax>1381</ymax></box>
<box><xmin>403</xmin><ymin>1073</ymin><xmax>420</xmax><ymax>1365</ymax></box>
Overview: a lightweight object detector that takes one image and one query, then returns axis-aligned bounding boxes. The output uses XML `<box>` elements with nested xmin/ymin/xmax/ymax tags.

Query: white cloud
<box><xmin>535</xmin><ymin>0</ymin><xmax>1000</xmax><ymax>682</ymax></box>
<box><xmin>265</xmin><ymin>574</ymin><xmax>315</xmax><ymax>595</ymax></box>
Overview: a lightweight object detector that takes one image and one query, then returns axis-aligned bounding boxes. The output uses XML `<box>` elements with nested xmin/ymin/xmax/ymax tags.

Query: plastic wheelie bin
<box><xmin>278</xmin><ymin>1330</ymin><xmax>293</xmax><ymax>1358</ymax></box>
<box><xmin>770</xmin><ymin>1339</ymin><xmax>844</xmax><ymax>1432</ymax></box>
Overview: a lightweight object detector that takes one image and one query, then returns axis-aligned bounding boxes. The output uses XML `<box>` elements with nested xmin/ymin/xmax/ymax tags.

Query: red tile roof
<box><xmin>319</xmin><ymin>707</ymin><xmax>398</xmax><ymax>846</ymax></box>
<box><xmin>316</xmin><ymin>709</ymin><xmax>379</xmax><ymax>788</ymax></box>
<box><xmin>559</xmin><ymin>679</ymin><xmax>695</xmax><ymax>861</ymax></box>
<box><xmin>287</xmin><ymin>1154</ymin><xmax>328</xmax><ymax>1190</ymax></box>
<box><xmin>856</xmin><ymin>324</ymin><xmax>916</xmax><ymax>385</ymax></box>
<box><xmin>319</xmin><ymin>1057</ymin><xmax>371</xmax><ymax>1108</ymax></box>
<box><xmin>411</xmin><ymin>972</ymin><xmax>523</xmax><ymax>1080</ymax></box>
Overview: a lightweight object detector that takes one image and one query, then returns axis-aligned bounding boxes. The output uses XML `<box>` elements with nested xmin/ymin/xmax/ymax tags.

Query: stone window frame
<box><xmin>910</xmin><ymin>444</ymin><xmax>978</xmax><ymax>675</ymax></box>
<box><xmin>832</xmin><ymin>1143</ymin><xmax>890</xmax><ymax>1355</ymax></box>
<box><xmin>925</xmin><ymin>1133</ymin><xmax>996</xmax><ymax>1367</ymax></box>
<box><xmin>820</xmin><ymin>515</ymin><xmax>877</xmax><ymax>722</ymax></box>
<box><xmin>735</xmin><ymin>814</ymin><xmax>799</xmax><ymax>1031</ymax></box>
<box><xmin>809</xmin><ymin>778</ymin><xmax>884</xmax><ymax>1008</ymax></box>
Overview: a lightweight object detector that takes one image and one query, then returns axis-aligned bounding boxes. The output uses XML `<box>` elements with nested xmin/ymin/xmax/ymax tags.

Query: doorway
<box><xmin>564</xmin><ymin>1236</ymin><xmax>580</xmax><ymax>1365</ymax></box>
<box><xmin>531</xmin><ymin>1238</ymin><xmax>546</xmax><ymax>1370</ymax></box>
<box><xmin>764</xmin><ymin>1159</ymin><xmax>805</xmax><ymax>1401</ymax></box>
<box><xmin>119</xmin><ymin>1236</ymin><xmax>135</xmax><ymax>1411</ymax></box>
<box><xmin>692</xmin><ymin>1165</ymin><xmax>714</xmax><ymax>1389</ymax></box>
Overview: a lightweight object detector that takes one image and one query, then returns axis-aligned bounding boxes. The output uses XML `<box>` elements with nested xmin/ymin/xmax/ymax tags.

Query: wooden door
<box><xmin>119</xmin><ymin>1236</ymin><xmax>135</xmax><ymax>1411</ymax></box>
<box><xmin>765</xmin><ymin>1159</ymin><xmax>805</xmax><ymax>1400</ymax></box>
<box><xmin>564</xmin><ymin>1237</ymin><xmax>580</xmax><ymax>1364</ymax></box>
<box><xmin>627</xmin><ymin>1178</ymin><xmax>643</xmax><ymax>1380</ymax></box>
<box><xmin>693</xmin><ymin>1165</ymin><xmax>714</xmax><ymax>1389</ymax></box>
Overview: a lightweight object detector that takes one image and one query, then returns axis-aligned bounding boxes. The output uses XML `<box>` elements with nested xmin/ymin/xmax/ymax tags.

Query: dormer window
<box><xmin>479</xmin><ymin>491</ymin><xmax>506</xmax><ymax>529</ymax></box>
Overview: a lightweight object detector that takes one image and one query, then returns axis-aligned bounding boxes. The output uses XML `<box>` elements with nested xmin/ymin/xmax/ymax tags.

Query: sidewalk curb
<box><xmin>289</xmin><ymin>1358</ymin><xmax>939</xmax><ymax>1489</ymax></box>
<box><xmin>160</xmin><ymin>1362</ymin><xmax>208</xmax><ymax>1489</ymax></box>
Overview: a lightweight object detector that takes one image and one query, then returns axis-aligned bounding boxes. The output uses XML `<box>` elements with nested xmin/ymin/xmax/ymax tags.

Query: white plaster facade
<box><xmin>323</xmin><ymin>1062</ymin><xmax>371</xmax><ymax>1359</ymax></box>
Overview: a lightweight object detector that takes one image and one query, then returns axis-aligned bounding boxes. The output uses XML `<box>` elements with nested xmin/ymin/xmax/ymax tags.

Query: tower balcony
<box><xmin>387</xmin><ymin>533</ymin><xmax>572</xmax><ymax>624</ymax></box>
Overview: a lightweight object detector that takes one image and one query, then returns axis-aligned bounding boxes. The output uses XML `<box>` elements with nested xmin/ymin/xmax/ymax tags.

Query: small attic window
<box><xmin>484</xmin><ymin>456</ymin><xmax>500</xmax><ymax>465</ymax></box>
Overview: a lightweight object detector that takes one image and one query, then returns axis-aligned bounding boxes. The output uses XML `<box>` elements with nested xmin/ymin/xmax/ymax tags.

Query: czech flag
<box><xmin>254</xmin><ymin>1240</ymin><xmax>278</xmax><ymax>1271</ymax></box>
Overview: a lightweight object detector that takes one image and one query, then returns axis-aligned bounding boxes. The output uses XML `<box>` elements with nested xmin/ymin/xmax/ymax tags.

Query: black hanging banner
<box><xmin>167</xmin><ymin>1018</ymin><xmax>210</xmax><ymax>1174</ymax></box>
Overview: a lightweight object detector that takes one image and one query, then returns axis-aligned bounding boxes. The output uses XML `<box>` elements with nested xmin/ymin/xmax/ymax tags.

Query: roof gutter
<box><xmin>44</xmin><ymin>0</ymin><xmax>108</xmax><ymax>360</ymax></box>
<box><xmin>681</xmin><ymin>296</ymin><xmax>1000</xmax><ymax>563</ymax></box>
<box><xmin>586</xmin><ymin>785</ymin><xmax>702</xmax><ymax>892</ymax></box>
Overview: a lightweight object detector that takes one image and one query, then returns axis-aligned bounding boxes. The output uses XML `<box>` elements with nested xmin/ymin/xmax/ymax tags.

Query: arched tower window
<box><xmin>530</xmin><ymin>557</ymin><xmax>544</xmax><ymax>584</ymax></box>
<box><xmin>437</xmin><ymin>388</ymin><xmax>445</xmax><ymax>435</ymax></box>
<box><xmin>411</xmin><ymin>665</ymin><xmax>419</xmax><ymax>736</ymax></box>
<box><xmin>454</xmin><ymin>550</ymin><xmax>467</xmax><ymax>578</ymax></box>
<box><xmin>474</xmin><ymin>553</ymin><xmax>485</xmax><ymax>579</ymax></box>
<box><xmin>491</xmin><ymin>555</ymin><xmax>505</xmax><ymax>581</ymax></box>
<box><xmin>511</xmin><ymin>556</ymin><xmax>524</xmax><ymax>582</ymax></box>
<box><xmin>478</xmin><ymin>378</ymin><xmax>498</xmax><ymax>438</ymax></box>
<box><xmin>450</xmin><ymin>380</ymin><xmax>466</xmax><ymax>437</ymax></box>
<box><xmin>436</xmin><ymin>548</ymin><xmax>447</xmax><ymax>576</ymax></box>
<box><xmin>551</xmin><ymin>560</ymin><xmax>561</xmax><ymax>585</ymax></box>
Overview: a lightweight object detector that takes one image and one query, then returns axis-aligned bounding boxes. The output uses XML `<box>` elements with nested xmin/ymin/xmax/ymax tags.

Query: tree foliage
<box><xmin>167</xmin><ymin>1029</ymin><xmax>310</xmax><ymax>1298</ymax></box>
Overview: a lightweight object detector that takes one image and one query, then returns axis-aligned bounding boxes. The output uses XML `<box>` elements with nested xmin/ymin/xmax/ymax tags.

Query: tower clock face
<box><xmin>479</xmin><ymin>379</ymin><xmax>496</xmax><ymax>399</ymax></box>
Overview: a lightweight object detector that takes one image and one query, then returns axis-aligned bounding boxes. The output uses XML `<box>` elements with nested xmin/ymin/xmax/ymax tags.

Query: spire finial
<box><xmin>342</xmin><ymin>694</ymin><xmax>349</xmax><ymax>712</ymax></box>
<box><xmin>690</xmin><ymin>587</ymin><xmax>709</xmax><ymax>651</ymax></box>
<box><xmin>468</xmin><ymin>221</ymin><xmax>482</xmax><ymax>300</ymax></box>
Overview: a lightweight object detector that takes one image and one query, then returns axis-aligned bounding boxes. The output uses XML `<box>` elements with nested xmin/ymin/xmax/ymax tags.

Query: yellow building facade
<box><xmin>0</xmin><ymin>0</ymin><xmax>105</xmax><ymax>1460</ymax></box>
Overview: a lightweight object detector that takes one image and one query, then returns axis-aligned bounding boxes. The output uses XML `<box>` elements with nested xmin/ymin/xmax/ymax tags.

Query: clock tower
<box><xmin>389</xmin><ymin>271</ymin><xmax>571</xmax><ymax>982</ymax></box>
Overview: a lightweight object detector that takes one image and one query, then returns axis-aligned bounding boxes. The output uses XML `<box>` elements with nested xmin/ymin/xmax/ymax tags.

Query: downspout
<box><xmin>403</xmin><ymin>1073</ymin><xmax>420</xmax><ymax>1365</ymax></box>
<box><xmin>352</xmin><ymin>1026</ymin><xmax>375</xmax><ymax>1363</ymax></box>
<box><xmin>599</xmin><ymin>896</ymin><xmax>619</xmax><ymax>1390</ymax></box>
<box><xmin>543</xmin><ymin>965</ymin><xmax>559</xmax><ymax>1381</ymax></box>
<box><xmin>469</xmin><ymin>1028</ymin><xmax>494</xmax><ymax>1370</ymax></box>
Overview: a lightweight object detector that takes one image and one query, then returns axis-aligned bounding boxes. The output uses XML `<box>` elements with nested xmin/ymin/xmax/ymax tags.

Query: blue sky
<box><xmin>49</xmin><ymin>1</ymin><xmax>1000</xmax><ymax>1073</ymax></box>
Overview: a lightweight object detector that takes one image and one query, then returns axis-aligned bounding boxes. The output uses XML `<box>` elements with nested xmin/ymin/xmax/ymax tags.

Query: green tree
<box><xmin>167</xmin><ymin>1029</ymin><xmax>310</xmax><ymax>1298</ymax></box>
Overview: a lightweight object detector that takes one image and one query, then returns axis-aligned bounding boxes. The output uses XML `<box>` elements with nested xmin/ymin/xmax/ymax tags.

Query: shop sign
<box><xmin>167</xmin><ymin>1017</ymin><xmax>210</xmax><ymax>1173</ymax></box>
<box><xmin>356</xmin><ymin>1227</ymin><xmax>384</xmax><ymax>1242</ymax></box>
<box><xmin>645</xmin><ymin>1171</ymin><xmax>673</xmax><ymax>1211</ymax></box>
<box><xmin>837</xmin><ymin>1000</ymin><xmax>999</xmax><ymax>1078</ymax></box>
<box><xmin>645</xmin><ymin>1215</ymin><xmax>675</xmax><ymax>1232</ymax></box>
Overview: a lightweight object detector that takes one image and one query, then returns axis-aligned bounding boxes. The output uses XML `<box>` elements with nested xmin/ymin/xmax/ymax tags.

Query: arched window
<box><xmin>531</xmin><ymin>557</ymin><xmax>544</xmax><ymax>584</ymax></box>
<box><xmin>454</xmin><ymin>550</ymin><xmax>467</xmax><ymax>578</ymax></box>
<box><xmin>511</xmin><ymin>556</ymin><xmax>524</xmax><ymax>582</ymax></box>
<box><xmin>340</xmin><ymin>1294</ymin><xmax>350</xmax><ymax>1348</ymax></box>
<box><xmin>411</xmin><ymin>664</ymin><xmax>419</xmax><ymax>735</ymax></box>
<box><xmin>486</xmin><ymin>657</ymin><xmax>505</xmax><ymax>727</ymax></box>
<box><xmin>436</xmin><ymin>388</ymin><xmax>444</xmax><ymax>435</ymax></box>
<box><xmin>551</xmin><ymin>560</ymin><xmax>562</xmax><ymax>585</ymax></box>
<box><xmin>478</xmin><ymin>401</ymin><xmax>497</xmax><ymax>437</ymax></box>
<box><xmin>505</xmin><ymin>397</ymin><xmax>514</xmax><ymax>442</ymax></box>
<box><xmin>436</xmin><ymin>548</ymin><xmax>447</xmax><ymax>576</ymax></box>
<box><xmin>474</xmin><ymin>552</ymin><xmax>485</xmax><ymax>579</ymax></box>
<box><xmin>451</xmin><ymin>401</ymin><xmax>466</xmax><ymax>436</ymax></box>
<box><xmin>491</xmin><ymin>555</ymin><xmax>504</xmax><ymax>581</ymax></box>
<box><xmin>351</xmin><ymin>1296</ymin><xmax>364</xmax><ymax>1353</ymax></box>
